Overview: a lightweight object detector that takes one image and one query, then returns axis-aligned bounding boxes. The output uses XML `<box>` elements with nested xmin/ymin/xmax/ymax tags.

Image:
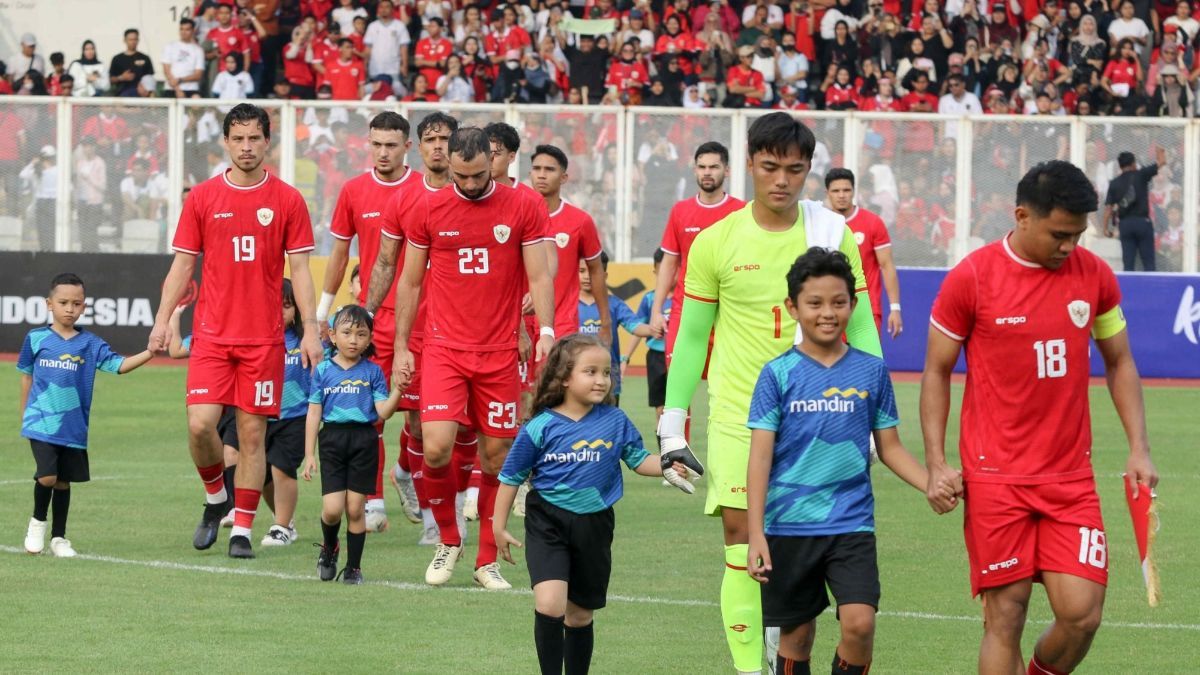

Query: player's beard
<box><xmin>234</xmin><ymin>154</ymin><xmax>264</xmax><ymax>173</ymax></box>
<box><xmin>697</xmin><ymin>176</ymin><xmax>721</xmax><ymax>195</ymax></box>
<box><xmin>457</xmin><ymin>180</ymin><xmax>490</xmax><ymax>200</ymax></box>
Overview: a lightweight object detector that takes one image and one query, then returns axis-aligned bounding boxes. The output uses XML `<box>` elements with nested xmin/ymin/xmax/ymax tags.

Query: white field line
<box><xmin>1</xmin><ymin>545</ymin><xmax>1197</xmax><ymax>632</ymax></box>
<box><xmin>0</xmin><ymin>475</ymin><xmax>127</xmax><ymax>486</ymax></box>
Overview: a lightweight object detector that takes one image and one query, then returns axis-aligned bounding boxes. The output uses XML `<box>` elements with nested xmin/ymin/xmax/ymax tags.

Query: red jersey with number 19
<box><xmin>547</xmin><ymin>200</ymin><xmax>604</xmax><ymax>337</ymax></box>
<box><xmin>406</xmin><ymin>181</ymin><xmax>547</xmax><ymax>351</ymax></box>
<box><xmin>330</xmin><ymin>166</ymin><xmax>418</xmax><ymax>312</ymax></box>
<box><xmin>845</xmin><ymin>206</ymin><xmax>891</xmax><ymax>318</ymax></box>
<box><xmin>173</xmin><ymin>171</ymin><xmax>314</xmax><ymax>345</ymax></box>
<box><xmin>929</xmin><ymin>235</ymin><xmax>1122</xmax><ymax>485</ymax></box>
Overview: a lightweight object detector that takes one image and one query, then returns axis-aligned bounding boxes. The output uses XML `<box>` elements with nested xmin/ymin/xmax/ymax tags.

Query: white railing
<box><xmin>0</xmin><ymin>96</ymin><xmax>1194</xmax><ymax>273</ymax></box>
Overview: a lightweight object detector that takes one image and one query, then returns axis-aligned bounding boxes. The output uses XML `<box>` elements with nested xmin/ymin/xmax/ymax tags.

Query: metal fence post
<box><xmin>54</xmin><ymin>99</ymin><xmax>72</xmax><ymax>251</ymax></box>
<box><xmin>1184</xmin><ymin>120</ymin><xmax>1199</xmax><ymax>274</ymax></box>
<box><xmin>953</xmin><ymin>115</ymin><xmax>973</xmax><ymax>265</ymax></box>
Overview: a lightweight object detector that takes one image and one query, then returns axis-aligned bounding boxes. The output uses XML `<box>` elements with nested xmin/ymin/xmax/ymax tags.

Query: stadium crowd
<box><xmin>4</xmin><ymin>0</ymin><xmax>1200</xmax><ymax>115</ymax></box>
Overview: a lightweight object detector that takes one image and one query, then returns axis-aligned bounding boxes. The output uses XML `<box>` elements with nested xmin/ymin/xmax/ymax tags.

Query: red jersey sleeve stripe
<box><xmin>873</xmin><ymin>242</ymin><xmax>892</xmax><ymax>250</ymax></box>
<box><xmin>582</xmin><ymin>250</ymin><xmax>602</xmax><ymax>261</ymax></box>
<box><xmin>930</xmin><ymin>317</ymin><xmax>966</xmax><ymax>341</ymax></box>
<box><xmin>684</xmin><ymin>291</ymin><xmax>717</xmax><ymax>304</ymax></box>
<box><xmin>660</xmin><ymin>246</ymin><xmax>681</xmax><ymax>256</ymax></box>
<box><xmin>521</xmin><ymin>238</ymin><xmax>544</xmax><ymax>246</ymax></box>
<box><xmin>329</xmin><ymin>231</ymin><xmax>353</xmax><ymax>241</ymax></box>
<box><xmin>172</xmin><ymin>246</ymin><xmax>201</xmax><ymax>255</ymax></box>
<box><xmin>286</xmin><ymin>245</ymin><xmax>316</xmax><ymax>254</ymax></box>
<box><xmin>408</xmin><ymin>240</ymin><xmax>430</xmax><ymax>249</ymax></box>
<box><xmin>381</xmin><ymin>228</ymin><xmax>403</xmax><ymax>241</ymax></box>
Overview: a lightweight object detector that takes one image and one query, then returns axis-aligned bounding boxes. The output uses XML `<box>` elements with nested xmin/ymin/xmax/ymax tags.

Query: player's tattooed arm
<box><xmin>365</xmin><ymin>236</ymin><xmax>399</xmax><ymax>314</ymax></box>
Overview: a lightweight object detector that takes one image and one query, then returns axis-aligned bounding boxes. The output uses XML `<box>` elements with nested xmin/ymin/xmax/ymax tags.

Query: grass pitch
<box><xmin>1</xmin><ymin>364</ymin><xmax>1197</xmax><ymax>673</ymax></box>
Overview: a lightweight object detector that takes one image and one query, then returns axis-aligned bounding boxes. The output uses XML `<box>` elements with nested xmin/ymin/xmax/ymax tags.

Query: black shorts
<box><xmin>318</xmin><ymin>422</ymin><xmax>378</xmax><ymax>495</ymax></box>
<box><xmin>218</xmin><ymin>407</ymin><xmax>239</xmax><ymax>450</ymax></box>
<box><xmin>760</xmin><ymin>532</ymin><xmax>880</xmax><ymax>627</ymax></box>
<box><xmin>646</xmin><ymin>349</ymin><xmax>667</xmax><ymax>408</ymax></box>
<box><xmin>30</xmin><ymin>440</ymin><xmax>90</xmax><ymax>483</ymax></box>
<box><xmin>266</xmin><ymin>416</ymin><xmax>306</xmax><ymax>478</ymax></box>
<box><xmin>524</xmin><ymin>490</ymin><xmax>615</xmax><ymax>610</ymax></box>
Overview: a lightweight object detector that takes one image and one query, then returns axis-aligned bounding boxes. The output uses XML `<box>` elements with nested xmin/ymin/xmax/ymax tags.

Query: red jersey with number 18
<box><xmin>929</xmin><ymin>235</ymin><xmax>1122</xmax><ymax>486</ymax></box>
<box><xmin>547</xmin><ymin>200</ymin><xmax>604</xmax><ymax>337</ymax></box>
<box><xmin>330</xmin><ymin>166</ymin><xmax>418</xmax><ymax>312</ymax></box>
<box><xmin>406</xmin><ymin>181</ymin><xmax>547</xmax><ymax>351</ymax></box>
<box><xmin>173</xmin><ymin>171</ymin><xmax>314</xmax><ymax>345</ymax></box>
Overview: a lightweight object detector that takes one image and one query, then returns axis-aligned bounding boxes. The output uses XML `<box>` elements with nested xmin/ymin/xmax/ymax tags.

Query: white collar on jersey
<box><xmin>453</xmin><ymin>179</ymin><xmax>496</xmax><ymax>202</ymax></box>
<box><xmin>548</xmin><ymin>198</ymin><xmax>566</xmax><ymax>218</ymax></box>
<box><xmin>1002</xmin><ymin>233</ymin><xmax>1042</xmax><ymax>269</ymax></box>
<box><xmin>372</xmin><ymin>166</ymin><xmax>412</xmax><ymax>186</ymax></box>
<box><xmin>695</xmin><ymin>192</ymin><xmax>730</xmax><ymax>209</ymax></box>
<box><xmin>222</xmin><ymin>170</ymin><xmax>269</xmax><ymax>191</ymax></box>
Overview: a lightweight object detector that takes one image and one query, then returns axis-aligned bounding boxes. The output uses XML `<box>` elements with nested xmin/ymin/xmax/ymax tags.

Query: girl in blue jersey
<box><xmin>493</xmin><ymin>334</ymin><xmax>692</xmax><ymax>675</ymax></box>
<box><xmin>302</xmin><ymin>305</ymin><xmax>403</xmax><ymax>584</ymax></box>
<box><xmin>18</xmin><ymin>273</ymin><xmax>153</xmax><ymax>558</ymax></box>
<box><xmin>260</xmin><ymin>279</ymin><xmax>311</xmax><ymax>547</ymax></box>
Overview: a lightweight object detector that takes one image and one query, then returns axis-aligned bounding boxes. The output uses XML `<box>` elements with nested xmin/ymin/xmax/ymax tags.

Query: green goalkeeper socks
<box><xmin>722</xmin><ymin>544</ymin><xmax>763</xmax><ymax>673</ymax></box>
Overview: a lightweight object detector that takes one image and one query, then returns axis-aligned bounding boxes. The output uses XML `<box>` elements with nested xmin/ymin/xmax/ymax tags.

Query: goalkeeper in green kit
<box><xmin>658</xmin><ymin>113</ymin><xmax>882</xmax><ymax>675</ymax></box>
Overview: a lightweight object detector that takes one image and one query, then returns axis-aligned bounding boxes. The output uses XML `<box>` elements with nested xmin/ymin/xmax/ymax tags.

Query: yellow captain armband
<box><xmin>1092</xmin><ymin>305</ymin><xmax>1127</xmax><ymax>340</ymax></box>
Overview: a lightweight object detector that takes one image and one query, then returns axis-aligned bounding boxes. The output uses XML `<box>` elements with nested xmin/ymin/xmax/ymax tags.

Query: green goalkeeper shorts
<box><xmin>704</xmin><ymin>421</ymin><xmax>751</xmax><ymax>516</ymax></box>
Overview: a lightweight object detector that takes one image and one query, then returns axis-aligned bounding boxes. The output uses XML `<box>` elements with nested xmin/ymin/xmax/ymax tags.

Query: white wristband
<box><xmin>890</xmin><ymin>303</ymin><xmax>901</xmax><ymax>312</ymax></box>
<box><xmin>657</xmin><ymin>408</ymin><xmax>688</xmax><ymax>438</ymax></box>
<box><xmin>539</xmin><ymin>326</ymin><xmax>555</xmax><ymax>339</ymax></box>
<box><xmin>316</xmin><ymin>292</ymin><xmax>336</xmax><ymax>322</ymax></box>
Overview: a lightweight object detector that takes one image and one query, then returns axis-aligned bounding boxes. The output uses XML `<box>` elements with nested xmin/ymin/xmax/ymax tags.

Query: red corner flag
<box><xmin>1123</xmin><ymin>475</ymin><xmax>1160</xmax><ymax>607</ymax></box>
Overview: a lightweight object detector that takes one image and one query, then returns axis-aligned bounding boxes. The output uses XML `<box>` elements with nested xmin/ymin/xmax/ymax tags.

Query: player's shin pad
<box><xmin>657</xmin><ymin>408</ymin><xmax>706</xmax><ymax>481</ymax></box>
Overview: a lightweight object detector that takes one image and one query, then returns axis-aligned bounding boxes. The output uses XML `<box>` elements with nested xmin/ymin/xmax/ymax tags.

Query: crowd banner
<box><xmin>884</xmin><ymin>268</ymin><xmax>1200</xmax><ymax>379</ymax></box>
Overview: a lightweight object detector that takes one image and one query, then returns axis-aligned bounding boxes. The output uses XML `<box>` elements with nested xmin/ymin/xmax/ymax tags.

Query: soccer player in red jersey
<box><xmin>149</xmin><ymin>104</ymin><xmax>323</xmax><ymax>559</ymax></box>
<box><xmin>392</xmin><ymin>127</ymin><xmax>555</xmax><ymax>591</ymax></box>
<box><xmin>363</xmin><ymin>111</ymin><xmax>460</xmax><ymax>546</ymax></box>
<box><xmin>921</xmin><ymin>160</ymin><xmax>1159</xmax><ymax>675</ymax></box>
<box><xmin>318</xmin><ymin>111</ymin><xmax>414</xmax><ymax>534</ymax></box>
<box><xmin>824</xmin><ymin>168</ymin><xmax>903</xmax><ymax>338</ymax></box>
<box><xmin>528</xmin><ymin>143</ymin><xmax>609</xmax><ymax>340</ymax></box>
<box><xmin>648</xmin><ymin>141</ymin><xmax>744</xmax><ymax>363</ymax></box>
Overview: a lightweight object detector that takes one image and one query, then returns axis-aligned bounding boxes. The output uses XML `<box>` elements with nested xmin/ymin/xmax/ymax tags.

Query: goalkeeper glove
<box><xmin>657</xmin><ymin>408</ymin><xmax>705</xmax><ymax>493</ymax></box>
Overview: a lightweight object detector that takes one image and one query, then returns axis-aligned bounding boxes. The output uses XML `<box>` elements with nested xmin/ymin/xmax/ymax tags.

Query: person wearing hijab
<box><xmin>1149</xmin><ymin>64</ymin><xmax>1193</xmax><ymax>116</ymax></box>
<box><xmin>67</xmin><ymin>40</ymin><xmax>109</xmax><ymax>96</ymax></box>
<box><xmin>1068</xmin><ymin>14</ymin><xmax>1106</xmax><ymax>87</ymax></box>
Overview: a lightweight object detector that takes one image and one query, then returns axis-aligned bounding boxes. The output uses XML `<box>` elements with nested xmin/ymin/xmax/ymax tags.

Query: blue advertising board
<box><xmin>882</xmin><ymin>268</ymin><xmax>1200</xmax><ymax>379</ymax></box>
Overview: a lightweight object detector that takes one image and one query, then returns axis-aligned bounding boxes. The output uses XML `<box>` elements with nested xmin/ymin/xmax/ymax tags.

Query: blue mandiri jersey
<box><xmin>578</xmin><ymin>295</ymin><xmax>644</xmax><ymax>395</ymax></box>
<box><xmin>308</xmin><ymin>357</ymin><xmax>388</xmax><ymax>424</ymax></box>
<box><xmin>276</xmin><ymin>329</ymin><xmax>312</xmax><ymax>420</ymax></box>
<box><xmin>500</xmin><ymin>405</ymin><xmax>650</xmax><ymax>514</ymax></box>
<box><xmin>747</xmin><ymin>347</ymin><xmax>899</xmax><ymax>537</ymax></box>
<box><xmin>18</xmin><ymin>327</ymin><xmax>126</xmax><ymax>449</ymax></box>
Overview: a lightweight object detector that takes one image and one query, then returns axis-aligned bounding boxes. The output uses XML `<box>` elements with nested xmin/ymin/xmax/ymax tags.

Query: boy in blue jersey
<box><xmin>745</xmin><ymin>249</ymin><xmax>958</xmax><ymax>675</ymax></box>
<box><xmin>577</xmin><ymin>253</ymin><xmax>651</xmax><ymax>405</ymax></box>
<box><xmin>625</xmin><ymin>248</ymin><xmax>673</xmax><ymax>425</ymax></box>
<box><xmin>18</xmin><ymin>273</ymin><xmax>154</xmax><ymax>557</ymax></box>
<box><xmin>492</xmin><ymin>334</ymin><xmax>693</xmax><ymax>675</ymax></box>
<box><xmin>303</xmin><ymin>305</ymin><xmax>403</xmax><ymax>583</ymax></box>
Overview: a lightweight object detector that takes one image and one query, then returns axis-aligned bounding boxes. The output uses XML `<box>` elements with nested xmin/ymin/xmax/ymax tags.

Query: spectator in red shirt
<box><xmin>693</xmin><ymin>0</ymin><xmax>740</xmax><ymax>35</ymax></box>
<box><xmin>900</xmin><ymin>70</ymin><xmax>938</xmax><ymax>152</ymax></box>
<box><xmin>283</xmin><ymin>23</ymin><xmax>318</xmax><ymax>99</ymax></box>
<box><xmin>775</xmin><ymin>83</ymin><xmax>810</xmax><ymax>109</ymax></box>
<box><xmin>415</xmin><ymin>17</ymin><xmax>454</xmax><ymax>90</ymax></box>
<box><xmin>324</xmin><ymin>39</ymin><xmax>366</xmax><ymax>100</ymax></box>
<box><xmin>655</xmin><ymin>14</ymin><xmax>698</xmax><ymax>75</ymax></box>
<box><xmin>823</xmin><ymin>64</ymin><xmax>861</xmax><ymax>109</ymax></box>
<box><xmin>208</xmin><ymin>3</ymin><xmax>251</xmax><ymax>71</ymax></box>
<box><xmin>606</xmin><ymin>41</ymin><xmax>650</xmax><ymax>102</ymax></box>
<box><xmin>239</xmin><ymin>6</ymin><xmax>268</xmax><ymax>93</ymax></box>
<box><xmin>402</xmin><ymin>73</ymin><xmax>440</xmax><ymax>101</ymax></box>
<box><xmin>725</xmin><ymin>45</ymin><xmax>766</xmax><ymax>107</ymax></box>
<box><xmin>1102</xmin><ymin>38</ymin><xmax>1143</xmax><ymax>114</ymax></box>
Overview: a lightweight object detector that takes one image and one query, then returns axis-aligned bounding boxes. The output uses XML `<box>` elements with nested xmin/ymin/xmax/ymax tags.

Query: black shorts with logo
<box><xmin>524</xmin><ymin>490</ymin><xmax>615</xmax><ymax>610</ymax></box>
<box><xmin>760</xmin><ymin>532</ymin><xmax>880</xmax><ymax>627</ymax></box>
<box><xmin>318</xmin><ymin>422</ymin><xmax>378</xmax><ymax>495</ymax></box>
<box><xmin>31</xmin><ymin>440</ymin><xmax>90</xmax><ymax>483</ymax></box>
<box><xmin>266</xmin><ymin>416</ymin><xmax>306</xmax><ymax>478</ymax></box>
<box><xmin>646</xmin><ymin>349</ymin><xmax>667</xmax><ymax>408</ymax></box>
<box><xmin>218</xmin><ymin>407</ymin><xmax>239</xmax><ymax>450</ymax></box>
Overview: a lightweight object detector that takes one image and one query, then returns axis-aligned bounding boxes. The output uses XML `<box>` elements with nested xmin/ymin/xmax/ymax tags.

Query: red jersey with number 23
<box><xmin>173</xmin><ymin>171</ymin><xmax>314</xmax><ymax>345</ymax></box>
<box><xmin>330</xmin><ymin>166</ymin><xmax>418</xmax><ymax>312</ymax></box>
<box><xmin>660</xmin><ymin>193</ymin><xmax>746</xmax><ymax>321</ymax></box>
<box><xmin>845</xmin><ymin>206</ymin><xmax>891</xmax><ymax>317</ymax></box>
<box><xmin>406</xmin><ymin>181</ymin><xmax>546</xmax><ymax>351</ymax></box>
<box><xmin>548</xmin><ymin>200</ymin><xmax>603</xmax><ymax>336</ymax></box>
<box><xmin>929</xmin><ymin>235</ymin><xmax>1122</xmax><ymax>486</ymax></box>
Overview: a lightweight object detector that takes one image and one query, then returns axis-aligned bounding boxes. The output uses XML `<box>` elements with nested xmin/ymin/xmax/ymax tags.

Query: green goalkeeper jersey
<box><xmin>672</xmin><ymin>200</ymin><xmax>882</xmax><ymax>427</ymax></box>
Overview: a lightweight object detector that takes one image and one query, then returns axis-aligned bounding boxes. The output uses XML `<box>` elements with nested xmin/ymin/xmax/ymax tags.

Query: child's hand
<box><xmin>302</xmin><ymin>456</ymin><xmax>316</xmax><ymax>482</ymax></box>
<box><xmin>496</xmin><ymin>526</ymin><xmax>523</xmax><ymax>564</ymax></box>
<box><xmin>747</xmin><ymin>535</ymin><xmax>772</xmax><ymax>583</ymax></box>
<box><xmin>662</xmin><ymin>461</ymin><xmax>694</xmax><ymax>494</ymax></box>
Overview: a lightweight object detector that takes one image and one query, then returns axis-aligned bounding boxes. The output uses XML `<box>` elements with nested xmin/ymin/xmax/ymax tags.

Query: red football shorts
<box><xmin>963</xmin><ymin>478</ymin><xmax>1108</xmax><ymax>596</ymax></box>
<box><xmin>420</xmin><ymin>343</ymin><xmax>520</xmax><ymax>438</ymax></box>
<box><xmin>186</xmin><ymin>338</ymin><xmax>284</xmax><ymax>417</ymax></box>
